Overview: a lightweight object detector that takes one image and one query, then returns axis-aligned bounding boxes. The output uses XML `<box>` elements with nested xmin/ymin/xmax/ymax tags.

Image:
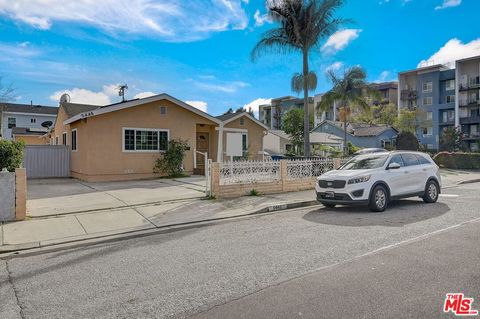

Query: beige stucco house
<box><xmin>51</xmin><ymin>94</ymin><xmax>268</xmax><ymax>182</ymax></box>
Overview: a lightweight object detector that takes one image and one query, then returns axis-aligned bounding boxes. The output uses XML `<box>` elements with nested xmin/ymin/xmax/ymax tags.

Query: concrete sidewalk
<box><xmin>2</xmin><ymin>169</ymin><xmax>479</xmax><ymax>253</ymax></box>
<box><xmin>0</xmin><ymin>190</ymin><xmax>318</xmax><ymax>253</ymax></box>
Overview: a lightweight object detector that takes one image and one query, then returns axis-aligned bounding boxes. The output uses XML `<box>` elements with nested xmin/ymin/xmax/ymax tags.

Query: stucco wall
<box><xmin>14</xmin><ymin>135</ymin><xmax>47</xmax><ymax>145</ymax></box>
<box><xmin>224</xmin><ymin>116</ymin><xmax>266</xmax><ymax>160</ymax></box>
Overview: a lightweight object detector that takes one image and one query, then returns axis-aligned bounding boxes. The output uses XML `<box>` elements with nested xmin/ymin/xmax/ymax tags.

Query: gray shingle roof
<box><xmin>215</xmin><ymin>112</ymin><xmax>241</xmax><ymax>121</ymax></box>
<box><xmin>0</xmin><ymin>103</ymin><xmax>57</xmax><ymax>115</ymax></box>
<box><xmin>325</xmin><ymin>120</ymin><xmax>396</xmax><ymax>137</ymax></box>
<box><xmin>11</xmin><ymin>127</ymin><xmax>48</xmax><ymax>136</ymax></box>
<box><xmin>62</xmin><ymin>102</ymin><xmax>99</xmax><ymax>118</ymax></box>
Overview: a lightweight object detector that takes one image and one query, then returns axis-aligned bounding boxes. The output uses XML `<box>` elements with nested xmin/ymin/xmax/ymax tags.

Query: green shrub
<box><xmin>153</xmin><ymin>139</ymin><xmax>189</xmax><ymax>177</ymax></box>
<box><xmin>433</xmin><ymin>152</ymin><xmax>480</xmax><ymax>169</ymax></box>
<box><xmin>0</xmin><ymin>140</ymin><xmax>25</xmax><ymax>172</ymax></box>
<box><xmin>396</xmin><ymin>131</ymin><xmax>419</xmax><ymax>151</ymax></box>
<box><xmin>346</xmin><ymin>141</ymin><xmax>360</xmax><ymax>156</ymax></box>
<box><xmin>248</xmin><ymin>188</ymin><xmax>259</xmax><ymax>196</ymax></box>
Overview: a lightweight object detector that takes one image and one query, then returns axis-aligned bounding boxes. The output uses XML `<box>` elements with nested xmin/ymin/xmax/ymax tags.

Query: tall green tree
<box><xmin>283</xmin><ymin>108</ymin><xmax>306</xmax><ymax>155</ymax></box>
<box><xmin>251</xmin><ymin>0</ymin><xmax>347</xmax><ymax>156</ymax></box>
<box><xmin>317</xmin><ymin>66</ymin><xmax>372</xmax><ymax>155</ymax></box>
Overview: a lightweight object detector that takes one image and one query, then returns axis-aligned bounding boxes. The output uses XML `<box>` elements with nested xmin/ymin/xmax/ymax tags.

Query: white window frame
<box><xmin>122</xmin><ymin>127</ymin><xmax>170</xmax><ymax>153</ymax></box>
<box><xmin>241</xmin><ymin>133</ymin><xmax>248</xmax><ymax>154</ymax></box>
<box><xmin>445</xmin><ymin>80</ymin><xmax>455</xmax><ymax>91</ymax></box>
<box><xmin>55</xmin><ymin>136</ymin><xmax>59</xmax><ymax>145</ymax></box>
<box><xmin>7</xmin><ymin>117</ymin><xmax>16</xmax><ymax>129</ymax></box>
<box><xmin>422</xmin><ymin>127</ymin><xmax>433</xmax><ymax>136</ymax></box>
<box><xmin>445</xmin><ymin>95</ymin><xmax>455</xmax><ymax>104</ymax></box>
<box><xmin>62</xmin><ymin>132</ymin><xmax>67</xmax><ymax>145</ymax></box>
<box><xmin>426</xmin><ymin>111</ymin><xmax>433</xmax><ymax>120</ymax></box>
<box><xmin>71</xmin><ymin>129</ymin><xmax>78</xmax><ymax>152</ymax></box>
<box><xmin>423</xmin><ymin>96</ymin><xmax>433</xmax><ymax>106</ymax></box>
<box><xmin>422</xmin><ymin>82</ymin><xmax>433</xmax><ymax>93</ymax></box>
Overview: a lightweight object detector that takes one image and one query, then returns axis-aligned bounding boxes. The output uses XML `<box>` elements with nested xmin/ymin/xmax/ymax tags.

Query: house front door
<box><xmin>195</xmin><ymin>132</ymin><xmax>209</xmax><ymax>175</ymax></box>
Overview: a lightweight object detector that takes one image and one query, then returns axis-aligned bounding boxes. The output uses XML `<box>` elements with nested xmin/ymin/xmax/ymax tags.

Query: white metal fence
<box><xmin>23</xmin><ymin>145</ymin><xmax>71</xmax><ymax>178</ymax></box>
<box><xmin>218</xmin><ymin>158</ymin><xmax>350</xmax><ymax>185</ymax></box>
<box><xmin>219</xmin><ymin>160</ymin><xmax>281</xmax><ymax>185</ymax></box>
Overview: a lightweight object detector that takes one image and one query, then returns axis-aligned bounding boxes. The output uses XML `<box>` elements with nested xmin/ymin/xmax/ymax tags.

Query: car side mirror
<box><xmin>387</xmin><ymin>162</ymin><xmax>401</xmax><ymax>170</ymax></box>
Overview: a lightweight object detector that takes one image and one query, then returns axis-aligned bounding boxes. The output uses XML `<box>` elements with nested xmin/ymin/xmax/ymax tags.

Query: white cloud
<box><xmin>50</xmin><ymin>88</ymin><xmax>112</xmax><ymax>105</ymax></box>
<box><xmin>325</xmin><ymin>61</ymin><xmax>344</xmax><ymax>72</ymax></box>
<box><xmin>253</xmin><ymin>10</ymin><xmax>271</xmax><ymax>27</ymax></box>
<box><xmin>134</xmin><ymin>91</ymin><xmax>157</xmax><ymax>99</ymax></box>
<box><xmin>243</xmin><ymin>98</ymin><xmax>271</xmax><ymax>118</ymax></box>
<box><xmin>0</xmin><ymin>0</ymin><xmax>249</xmax><ymax>42</ymax></box>
<box><xmin>185</xmin><ymin>100</ymin><xmax>208</xmax><ymax>112</ymax></box>
<box><xmin>418</xmin><ymin>38</ymin><xmax>480</xmax><ymax>68</ymax></box>
<box><xmin>0</xmin><ymin>42</ymin><xmax>41</xmax><ymax>58</ymax></box>
<box><xmin>375</xmin><ymin>70</ymin><xmax>395</xmax><ymax>83</ymax></box>
<box><xmin>194</xmin><ymin>80</ymin><xmax>249</xmax><ymax>93</ymax></box>
<box><xmin>435</xmin><ymin>0</ymin><xmax>461</xmax><ymax>10</ymax></box>
<box><xmin>321</xmin><ymin>29</ymin><xmax>362</xmax><ymax>55</ymax></box>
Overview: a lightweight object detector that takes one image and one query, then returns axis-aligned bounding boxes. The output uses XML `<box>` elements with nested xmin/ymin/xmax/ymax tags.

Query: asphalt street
<box><xmin>1</xmin><ymin>182</ymin><xmax>479</xmax><ymax>319</ymax></box>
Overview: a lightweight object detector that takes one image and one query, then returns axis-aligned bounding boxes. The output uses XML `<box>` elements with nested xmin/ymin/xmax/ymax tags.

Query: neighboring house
<box><xmin>259</xmin><ymin>96</ymin><xmax>315</xmax><ymax>130</ymax></box>
<box><xmin>314</xmin><ymin>82</ymin><xmax>398</xmax><ymax>127</ymax></box>
<box><xmin>0</xmin><ymin>103</ymin><xmax>57</xmax><ymax>142</ymax></box>
<box><xmin>397</xmin><ymin>56</ymin><xmax>480</xmax><ymax>151</ymax></box>
<box><xmin>263</xmin><ymin>129</ymin><xmax>343</xmax><ymax>156</ymax></box>
<box><xmin>312</xmin><ymin>120</ymin><xmax>398</xmax><ymax>149</ymax></box>
<box><xmin>52</xmin><ymin>93</ymin><xmax>267</xmax><ymax>182</ymax></box>
<box><xmin>11</xmin><ymin>127</ymin><xmax>48</xmax><ymax>145</ymax></box>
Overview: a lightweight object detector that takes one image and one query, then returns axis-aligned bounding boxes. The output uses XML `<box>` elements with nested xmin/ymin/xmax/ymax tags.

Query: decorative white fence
<box><xmin>219</xmin><ymin>160</ymin><xmax>281</xmax><ymax>185</ymax></box>
<box><xmin>286</xmin><ymin>159</ymin><xmax>335</xmax><ymax>180</ymax></box>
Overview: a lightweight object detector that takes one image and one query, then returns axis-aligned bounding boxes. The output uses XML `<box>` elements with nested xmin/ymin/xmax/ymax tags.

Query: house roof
<box><xmin>315</xmin><ymin>120</ymin><xmax>397</xmax><ymax>137</ymax></box>
<box><xmin>216</xmin><ymin>111</ymin><xmax>270</xmax><ymax>130</ymax></box>
<box><xmin>309</xmin><ymin>132</ymin><xmax>343</xmax><ymax>144</ymax></box>
<box><xmin>268</xmin><ymin>130</ymin><xmax>291</xmax><ymax>140</ymax></box>
<box><xmin>0</xmin><ymin>103</ymin><xmax>57</xmax><ymax>115</ymax></box>
<box><xmin>11</xmin><ymin>127</ymin><xmax>48</xmax><ymax>136</ymax></box>
<box><xmin>62</xmin><ymin>102</ymin><xmax>99</xmax><ymax>118</ymax></box>
<box><xmin>63</xmin><ymin>93</ymin><xmax>222</xmax><ymax>125</ymax></box>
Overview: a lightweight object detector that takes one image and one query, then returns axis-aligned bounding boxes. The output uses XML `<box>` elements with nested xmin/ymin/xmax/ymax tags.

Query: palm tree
<box><xmin>318</xmin><ymin>66</ymin><xmax>372</xmax><ymax>155</ymax></box>
<box><xmin>251</xmin><ymin>0</ymin><xmax>347</xmax><ymax>157</ymax></box>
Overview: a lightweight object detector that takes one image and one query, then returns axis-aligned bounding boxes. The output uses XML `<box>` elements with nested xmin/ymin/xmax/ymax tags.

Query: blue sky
<box><xmin>0</xmin><ymin>0</ymin><xmax>479</xmax><ymax>116</ymax></box>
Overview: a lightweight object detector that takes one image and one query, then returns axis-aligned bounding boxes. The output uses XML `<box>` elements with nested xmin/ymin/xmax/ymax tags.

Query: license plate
<box><xmin>325</xmin><ymin>191</ymin><xmax>334</xmax><ymax>198</ymax></box>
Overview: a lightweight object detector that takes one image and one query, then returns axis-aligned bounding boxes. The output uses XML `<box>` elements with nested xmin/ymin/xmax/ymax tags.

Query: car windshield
<box><xmin>339</xmin><ymin>154</ymin><xmax>389</xmax><ymax>170</ymax></box>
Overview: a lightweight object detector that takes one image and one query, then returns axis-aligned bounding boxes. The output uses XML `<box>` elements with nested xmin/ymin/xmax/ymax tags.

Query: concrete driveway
<box><xmin>27</xmin><ymin>176</ymin><xmax>207</xmax><ymax>217</ymax></box>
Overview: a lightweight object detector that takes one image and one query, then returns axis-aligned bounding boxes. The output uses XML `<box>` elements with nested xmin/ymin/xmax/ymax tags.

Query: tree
<box><xmin>396</xmin><ymin>131</ymin><xmax>419</xmax><ymax>151</ymax></box>
<box><xmin>283</xmin><ymin>108</ymin><xmax>305</xmax><ymax>155</ymax></box>
<box><xmin>440</xmin><ymin>127</ymin><xmax>463</xmax><ymax>152</ymax></box>
<box><xmin>251</xmin><ymin>0</ymin><xmax>347</xmax><ymax>157</ymax></box>
<box><xmin>0</xmin><ymin>140</ymin><xmax>25</xmax><ymax>172</ymax></box>
<box><xmin>318</xmin><ymin>66</ymin><xmax>372</xmax><ymax>155</ymax></box>
<box><xmin>352</xmin><ymin>103</ymin><xmax>397</xmax><ymax>126</ymax></box>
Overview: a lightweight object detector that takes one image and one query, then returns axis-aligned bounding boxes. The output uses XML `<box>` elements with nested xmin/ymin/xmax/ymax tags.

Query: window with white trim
<box><xmin>242</xmin><ymin>133</ymin><xmax>248</xmax><ymax>156</ymax></box>
<box><xmin>423</xmin><ymin>96</ymin><xmax>432</xmax><ymax>106</ymax></box>
<box><xmin>62</xmin><ymin>132</ymin><xmax>67</xmax><ymax>145</ymax></box>
<box><xmin>445</xmin><ymin>95</ymin><xmax>455</xmax><ymax>104</ymax></box>
<box><xmin>426</xmin><ymin>111</ymin><xmax>433</xmax><ymax>120</ymax></box>
<box><xmin>422</xmin><ymin>127</ymin><xmax>433</xmax><ymax>136</ymax></box>
<box><xmin>7</xmin><ymin>118</ymin><xmax>16</xmax><ymax>129</ymax></box>
<box><xmin>445</xmin><ymin>80</ymin><xmax>455</xmax><ymax>91</ymax></box>
<box><xmin>422</xmin><ymin>82</ymin><xmax>432</xmax><ymax>93</ymax></box>
<box><xmin>71</xmin><ymin>129</ymin><xmax>77</xmax><ymax>151</ymax></box>
<box><xmin>123</xmin><ymin>128</ymin><xmax>168</xmax><ymax>152</ymax></box>
<box><xmin>55</xmin><ymin>136</ymin><xmax>59</xmax><ymax>145</ymax></box>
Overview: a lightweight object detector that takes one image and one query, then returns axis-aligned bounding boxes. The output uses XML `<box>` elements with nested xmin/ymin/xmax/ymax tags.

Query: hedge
<box><xmin>0</xmin><ymin>140</ymin><xmax>25</xmax><ymax>172</ymax></box>
<box><xmin>433</xmin><ymin>152</ymin><xmax>480</xmax><ymax>169</ymax></box>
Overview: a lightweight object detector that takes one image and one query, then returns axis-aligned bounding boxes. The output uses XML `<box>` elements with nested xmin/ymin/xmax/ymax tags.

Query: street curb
<box><xmin>457</xmin><ymin>178</ymin><xmax>480</xmax><ymax>185</ymax></box>
<box><xmin>0</xmin><ymin>200</ymin><xmax>321</xmax><ymax>257</ymax></box>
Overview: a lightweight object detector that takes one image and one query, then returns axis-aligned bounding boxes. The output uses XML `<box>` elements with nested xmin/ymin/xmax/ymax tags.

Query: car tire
<box><xmin>423</xmin><ymin>180</ymin><xmax>439</xmax><ymax>203</ymax></box>
<box><xmin>322</xmin><ymin>203</ymin><xmax>336</xmax><ymax>208</ymax></box>
<box><xmin>369</xmin><ymin>185</ymin><xmax>388</xmax><ymax>212</ymax></box>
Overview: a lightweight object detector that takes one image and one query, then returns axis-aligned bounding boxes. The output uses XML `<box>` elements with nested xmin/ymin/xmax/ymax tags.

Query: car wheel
<box><xmin>322</xmin><ymin>203</ymin><xmax>336</xmax><ymax>208</ymax></box>
<box><xmin>423</xmin><ymin>180</ymin><xmax>439</xmax><ymax>203</ymax></box>
<box><xmin>369</xmin><ymin>185</ymin><xmax>388</xmax><ymax>212</ymax></box>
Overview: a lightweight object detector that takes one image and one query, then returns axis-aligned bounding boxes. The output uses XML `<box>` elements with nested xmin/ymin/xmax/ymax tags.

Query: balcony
<box><xmin>459</xmin><ymin>77</ymin><xmax>480</xmax><ymax>91</ymax></box>
<box><xmin>462</xmin><ymin>132</ymin><xmax>480</xmax><ymax>140</ymax></box>
<box><xmin>400</xmin><ymin>89</ymin><xmax>418</xmax><ymax>100</ymax></box>
<box><xmin>459</xmin><ymin>99</ymin><xmax>480</xmax><ymax>107</ymax></box>
<box><xmin>460</xmin><ymin>116</ymin><xmax>480</xmax><ymax>125</ymax></box>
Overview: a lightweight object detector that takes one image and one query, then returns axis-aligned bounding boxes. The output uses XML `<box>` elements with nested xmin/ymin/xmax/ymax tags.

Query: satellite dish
<box><xmin>59</xmin><ymin>93</ymin><xmax>70</xmax><ymax>104</ymax></box>
<box><xmin>42</xmin><ymin>121</ymin><xmax>53</xmax><ymax>128</ymax></box>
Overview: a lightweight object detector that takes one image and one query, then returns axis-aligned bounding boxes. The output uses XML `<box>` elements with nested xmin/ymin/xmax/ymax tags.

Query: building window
<box><xmin>242</xmin><ymin>133</ymin><xmax>248</xmax><ymax>156</ymax></box>
<box><xmin>7</xmin><ymin>118</ymin><xmax>16</xmax><ymax>129</ymax></box>
<box><xmin>422</xmin><ymin>127</ymin><xmax>433</xmax><ymax>136</ymax></box>
<box><xmin>71</xmin><ymin>129</ymin><xmax>77</xmax><ymax>151</ymax></box>
<box><xmin>30</xmin><ymin>118</ymin><xmax>36</xmax><ymax>124</ymax></box>
<box><xmin>160</xmin><ymin>106</ymin><xmax>167</xmax><ymax>116</ymax></box>
<box><xmin>426</xmin><ymin>111</ymin><xmax>433</xmax><ymax>120</ymax></box>
<box><xmin>62</xmin><ymin>132</ymin><xmax>67</xmax><ymax>145</ymax></box>
<box><xmin>445</xmin><ymin>80</ymin><xmax>455</xmax><ymax>91</ymax></box>
<box><xmin>426</xmin><ymin>144</ymin><xmax>434</xmax><ymax>150</ymax></box>
<box><xmin>442</xmin><ymin>110</ymin><xmax>455</xmax><ymax>123</ymax></box>
<box><xmin>239</xmin><ymin>118</ymin><xmax>245</xmax><ymax>126</ymax></box>
<box><xmin>123</xmin><ymin>128</ymin><xmax>169</xmax><ymax>152</ymax></box>
<box><xmin>423</xmin><ymin>97</ymin><xmax>432</xmax><ymax>106</ymax></box>
<box><xmin>422</xmin><ymin>82</ymin><xmax>433</xmax><ymax>93</ymax></box>
<box><xmin>55</xmin><ymin>136</ymin><xmax>59</xmax><ymax>145</ymax></box>
<box><xmin>445</xmin><ymin>95</ymin><xmax>455</xmax><ymax>104</ymax></box>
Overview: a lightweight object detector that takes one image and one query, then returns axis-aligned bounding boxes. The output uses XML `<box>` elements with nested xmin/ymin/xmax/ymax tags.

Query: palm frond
<box><xmin>291</xmin><ymin>71</ymin><xmax>317</xmax><ymax>94</ymax></box>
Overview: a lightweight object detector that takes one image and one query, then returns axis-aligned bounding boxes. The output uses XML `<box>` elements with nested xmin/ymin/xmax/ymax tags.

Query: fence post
<box><xmin>15</xmin><ymin>168</ymin><xmax>27</xmax><ymax>221</ymax></box>
<box><xmin>280</xmin><ymin>159</ymin><xmax>287</xmax><ymax>192</ymax></box>
<box><xmin>211</xmin><ymin>162</ymin><xmax>220</xmax><ymax>198</ymax></box>
<box><xmin>334</xmin><ymin>158</ymin><xmax>341</xmax><ymax>169</ymax></box>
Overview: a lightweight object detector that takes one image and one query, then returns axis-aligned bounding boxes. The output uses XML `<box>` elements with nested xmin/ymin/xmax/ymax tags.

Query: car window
<box><xmin>415</xmin><ymin>154</ymin><xmax>431</xmax><ymax>165</ymax></box>
<box><xmin>339</xmin><ymin>154</ymin><xmax>389</xmax><ymax>170</ymax></box>
<box><xmin>389</xmin><ymin>154</ymin><xmax>405</xmax><ymax>167</ymax></box>
<box><xmin>401</xmin><ymin>153</ymin><xmax>420</xmax><ymax>166</ymax></box>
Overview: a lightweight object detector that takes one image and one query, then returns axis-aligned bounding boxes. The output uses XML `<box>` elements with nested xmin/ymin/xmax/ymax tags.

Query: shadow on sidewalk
<box><xmin>302</xmin><ymin>200</ymin><xmax>450</xmax><ymax>227</ymax></box>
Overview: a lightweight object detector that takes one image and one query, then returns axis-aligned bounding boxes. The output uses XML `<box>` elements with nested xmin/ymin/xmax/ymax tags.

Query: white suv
<box><xmin>316</xmin><ymin>151</ymin><xmax>442</xmax><ymax>212</ymax></box>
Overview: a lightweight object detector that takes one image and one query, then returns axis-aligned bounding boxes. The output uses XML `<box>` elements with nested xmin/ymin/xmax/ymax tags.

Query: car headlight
<box><xmin>348</xmin><ymin>175</ymin><xmax>371</xmax><ymax>184</ymax></box>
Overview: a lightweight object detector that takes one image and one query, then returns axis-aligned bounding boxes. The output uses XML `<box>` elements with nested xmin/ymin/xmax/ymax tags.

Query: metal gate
<box><xmin>23</xmin><ymin>145</ymin><xmax>70</xmax><ymax>178</ymax></box>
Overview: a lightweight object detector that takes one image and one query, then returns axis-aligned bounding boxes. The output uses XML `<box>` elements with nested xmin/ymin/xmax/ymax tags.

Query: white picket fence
<box><xmin>218</xmin><ymin>158</ymin><xmax>349</xmax><ymax>185</ymax></box>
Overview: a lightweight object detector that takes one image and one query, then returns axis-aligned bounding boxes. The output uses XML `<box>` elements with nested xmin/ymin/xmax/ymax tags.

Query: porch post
<box><xmin>217</xmin><ymin>124</ymin><xmax>224</xmax><ymax>162</ymax></box>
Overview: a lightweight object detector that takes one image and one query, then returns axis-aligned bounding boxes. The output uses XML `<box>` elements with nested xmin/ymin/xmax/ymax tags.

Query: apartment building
<box><xmin>398</xmin><ymin>56</ymin><xmax>480</xmax><ymax>151</ymax></box>
<box><xmin>258</xmin><ymin>96</ymin><xmax>314</xmax><ymax>130</ymax></box>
